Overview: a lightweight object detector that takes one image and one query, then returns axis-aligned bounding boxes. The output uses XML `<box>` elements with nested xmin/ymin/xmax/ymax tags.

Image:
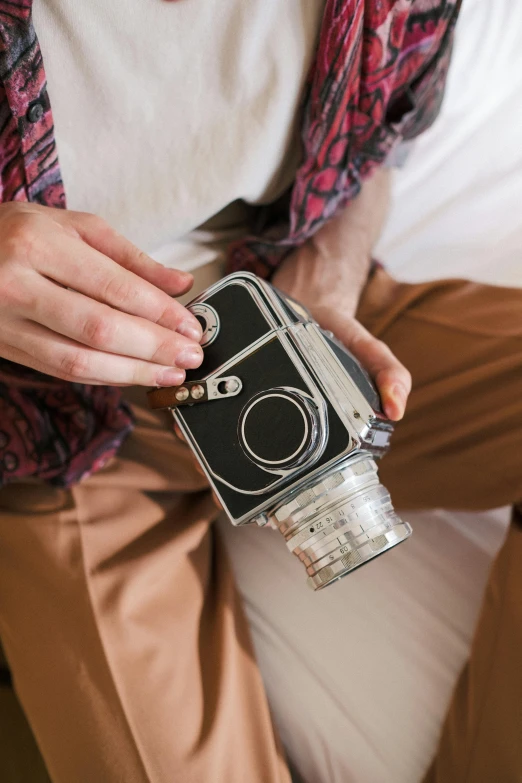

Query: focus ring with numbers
<box><xmin>271</xmin><ymin>453</ymin><xmax>411</xmax><ymax>590</ymax></box>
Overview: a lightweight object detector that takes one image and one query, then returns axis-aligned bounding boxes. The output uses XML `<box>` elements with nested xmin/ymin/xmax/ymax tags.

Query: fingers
<box><xmin>21</xmin><ymin>273</ymin><xmax>203</xmax><ymax>372</ymax></box>
<box><xmin>332</xmin><ymin>316</ymin><xmax>412</xmax><ymax>420</ymax></box>
<box><xmin>5</xmin><ymin>319</ymin><xmax>190</xmax><ymax>387</ymax></box>
<box><xmin>35</xmin><ymin>233</ymin><xmax>203</xmax><ymax>341</ymax></box>
<box><xmin>68</xmin><ymin>211</ymin><xmax>195</xmax><ymax>297</ymax></box>
<box><xmin>0</xmin><ymin>204</ymin><xmax>204</xmax><ymax>385</ymax></box>
<box><xmin>0</xmin><ymin>205</ymin><xmax>201</xmax><ymax>341</ymax></box>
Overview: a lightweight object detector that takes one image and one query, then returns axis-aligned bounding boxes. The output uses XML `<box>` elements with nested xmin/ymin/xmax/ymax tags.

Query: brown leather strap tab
<box><xmin>147</xmin><ymin>382</ymin><xmax>208</xmax><ymax>410</ymax></box>
<box><xmin>147</xmin><ymin>387</ymin><xmax>181</xmax><ymax>410</ymax></box>
<box><xmin>147</xmin><ymin>376</ymin><xmax>242</xmax><ymax>410</ymax></box>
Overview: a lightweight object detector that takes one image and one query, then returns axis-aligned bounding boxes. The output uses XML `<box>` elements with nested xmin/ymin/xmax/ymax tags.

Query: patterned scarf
<box><xmin>0</xmin><ymin>0</ymin><xmax>461</xmax><ymax>486</ymax></box>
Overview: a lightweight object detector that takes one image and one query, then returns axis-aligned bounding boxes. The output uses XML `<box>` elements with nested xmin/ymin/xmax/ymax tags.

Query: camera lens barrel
<box><xmin>272</xmin><ymin>453</ymin><xmax>411</xmax><ymax>590</ymax></box>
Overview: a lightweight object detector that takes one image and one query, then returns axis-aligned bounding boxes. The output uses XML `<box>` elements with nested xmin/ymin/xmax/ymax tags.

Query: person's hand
<box><xmin>272</xmin><ymin>240</ymin><xmax>412</xmax><ymax>421</ymax></box>
<box><xmin>0</xmin><ymin>203</ymin><xmax>204</xmax><ymax>386</ymax></box>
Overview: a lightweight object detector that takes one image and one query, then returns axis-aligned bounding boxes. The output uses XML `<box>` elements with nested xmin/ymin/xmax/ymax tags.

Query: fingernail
<box><xmin>178</xmin><ymin>320</ymin><xmax>202</xmax><ymax>342</ymax></box>
<box><xmin>157</xmin><ymin>368</ymin><xmax>185</xmax><ymax>386</ymax></box>
<box><xmin>176</xmin><ymin>345</ymin><xmax>203</xmax><ymax>369</ymax></box>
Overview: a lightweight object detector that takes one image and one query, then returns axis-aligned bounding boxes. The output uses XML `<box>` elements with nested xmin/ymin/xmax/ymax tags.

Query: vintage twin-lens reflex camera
<box><xmin>148</xmin><ymin>272</ymin><xmax>411</xmax><ymax>590</ymax></box>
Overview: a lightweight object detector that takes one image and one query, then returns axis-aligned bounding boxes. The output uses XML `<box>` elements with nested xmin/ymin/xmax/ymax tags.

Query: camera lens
<box><xmin>271</xmin><ymin>453</ymin><xmax>411</xmax><ymax>590</ymax></box>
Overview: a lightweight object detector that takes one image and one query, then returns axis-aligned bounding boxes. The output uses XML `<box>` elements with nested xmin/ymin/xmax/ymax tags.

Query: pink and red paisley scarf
<box><xmin>0</xmin><ymin>0</ymin><xmax>461</xmax><ymax>486</ymax></box>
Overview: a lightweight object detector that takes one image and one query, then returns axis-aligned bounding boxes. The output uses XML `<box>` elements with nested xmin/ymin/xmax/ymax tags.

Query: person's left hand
<box><xmin>272</xmin><ymin>240</ymin><xmax>412</xmax><ymax>422</ymax></box>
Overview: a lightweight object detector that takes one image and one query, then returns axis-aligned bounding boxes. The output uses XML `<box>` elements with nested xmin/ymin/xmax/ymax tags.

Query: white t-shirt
<box><xmin>32</xmin><ymin>0</ymin><xmax>325</xmax><ymax>271</ymax></box>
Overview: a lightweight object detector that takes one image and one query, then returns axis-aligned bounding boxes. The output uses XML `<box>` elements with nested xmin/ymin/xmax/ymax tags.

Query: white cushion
<box><xmin>376</xmin><ymin>0</ymin><xmax>522</xmax><ymax>289</ymax></box>
<box><xmin>219</xmin><ymin>508</ymin><xmax>509</xmax><ymax>782</ymax></box>
<box><xmin>220</xmin><ymin>1</ymin><xmax>520</xmax><ymax>779</ymax></box>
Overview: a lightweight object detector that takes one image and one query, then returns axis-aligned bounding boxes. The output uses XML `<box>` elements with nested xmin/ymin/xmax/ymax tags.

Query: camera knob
<box><xmin>238</xmin><ymin>388</ymin><xmax>320</xmax><ymax>471</ymax></box>
<box><xmin>188</xmin><ymin>302</ymin><xmax>220</xmax><ymax>347</ymax></box>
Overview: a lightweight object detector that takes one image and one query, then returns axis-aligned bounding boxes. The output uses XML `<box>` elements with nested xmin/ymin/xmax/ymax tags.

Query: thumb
<box><xmin>326</xmin><ymin>314</ymin><xmax>412</xmax><ymax>421</ymax></box>
<box><xmin>68</xmin><ymin>211</ymin><xmax>194</xmax><ymax>297</ymax></box>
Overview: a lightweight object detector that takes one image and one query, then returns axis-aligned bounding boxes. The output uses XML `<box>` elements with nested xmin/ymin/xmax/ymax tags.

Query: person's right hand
<box><xmin>0</xmin><ymin>203</ymin><xmax>204</xmax><ymax>386</ymax></box>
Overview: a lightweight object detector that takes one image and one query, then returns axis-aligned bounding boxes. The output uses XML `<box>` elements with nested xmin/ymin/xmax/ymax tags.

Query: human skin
<box><xmin>272</xmin><ymin>168</ymin><xmax>412</xmax><ymax>422</ymax></box>
<box><xmin>0</xmin><ymin>202</ymin><xmax>204</xmax><ymax>387</ymax></box>
<box><xmin>0</xmin><ymin>169</ymin><xmax>409</xmax><ymax>421</ymax></box>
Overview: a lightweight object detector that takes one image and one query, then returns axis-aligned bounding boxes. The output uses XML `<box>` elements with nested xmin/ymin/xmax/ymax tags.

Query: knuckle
<box><xmin>78</xmin><ymin>211</ymin><xmax>108</xmax><ymax>232</ymax></box>
<box><xmin>102</xmin><ymin>274</ymin><xmax>137</xmax><ymax>307</ymax></box>
<box><xmin>150</xmin><ymin>334</ymin><xmax>178</xmax><ymax>364</ymax></box>
<box><xmin>129</xmin><ymin>361</ymin><xmax>152</xmax><ymax>387</ymax></box>
<box><xmin>2</xmin><ymin>213</ymin><xmax>39</xmax><ymax>261</ymax></box>
<box><xmin>153</xmin><ymin>297</ymin><xmax>182</xmax><ymax>328</ymax></box>
<box><xmin>135</xmin><ymin>249</ymin><xmax>150</xmax><ymax>268</ymax></box>
<box><xmin>153</xmin><ymin>300</ymin><xmax>172</xmax><ymax>326</ymax></box>
<box><xmin>76</xmin><ymin>212</ymin><xmax>117</xmax><ymax>243</ymax></box>
<box><xmin>0</xmin><ymin>268</ymin><xmax>24</xmax><ymax>309</ymax></box>
<box><xmin>80</xmin><ymin>314</ymin><xmax>113</xmax><ymax>348</ymax></box>
<box><xmin>58</xmin><ymin>349</ymin><xmax>90</xmax><ymax>380</ymax></box>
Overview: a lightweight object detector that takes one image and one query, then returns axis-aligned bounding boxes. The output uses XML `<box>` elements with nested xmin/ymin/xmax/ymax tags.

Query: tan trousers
<box><xmin>0</xmin><ymin>267</ymin><xmax>521</xmax><ymax>783</ymax></box>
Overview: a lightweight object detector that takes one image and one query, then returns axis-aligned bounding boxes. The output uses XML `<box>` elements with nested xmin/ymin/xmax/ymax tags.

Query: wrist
<box><xmin>273</xmin><ymin>167</ymin><xmax>390</xmax><ymax>316</ymax></box>
<box><xmin>308</xmin><ymin>217</ymin><xmax>372</xmax><ymax>269</ymax></box>
<box><xmin>309</xmin><ymin>228</ymin><xmax>372</xmax><ymax>295</ymax></box>
<box><xmin>273</xmin><ymin>239</ymin><xmax>371</xmax><ymax>318</ymax></box>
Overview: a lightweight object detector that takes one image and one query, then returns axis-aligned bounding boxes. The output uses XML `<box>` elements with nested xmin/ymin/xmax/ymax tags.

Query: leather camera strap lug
<box><xmin>147</xmin><ymin>376</ymin><xmax>242</xmax><ymax>410</ymax></box>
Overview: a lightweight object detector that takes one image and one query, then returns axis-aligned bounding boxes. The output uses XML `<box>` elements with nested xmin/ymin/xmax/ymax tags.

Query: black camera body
<box><xmin>149</xmin><ymin>272</ymin><xmax>411</xmax><ymax>588</ymax></box>
<box><xmin>170</xmin><ymin>272</ymin><xmax>394</xmax><ymax>526</ymax></box>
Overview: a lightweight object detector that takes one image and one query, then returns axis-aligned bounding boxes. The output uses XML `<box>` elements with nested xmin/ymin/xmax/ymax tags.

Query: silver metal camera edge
<box><xmin>174</xmin><ymin>273</ymin><xmax>386</xmax><ymax>527</ymax></box>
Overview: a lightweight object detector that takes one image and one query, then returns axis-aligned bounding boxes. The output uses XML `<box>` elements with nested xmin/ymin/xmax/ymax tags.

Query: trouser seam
<box><xmin>461</xmin><ymin>524</ymin><xmax>512</xmax><ymax>783</ymax></box>
<box><xmin>72</xmin><ymin>485</ymin><xmax>153</xmax><ymax>783</ymax></box>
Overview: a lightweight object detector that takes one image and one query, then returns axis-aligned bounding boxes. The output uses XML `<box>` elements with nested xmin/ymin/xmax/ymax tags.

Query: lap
<box><xmin>1</xmin><ymin>269</ymin><xmax>520</xmax><ymax>783</ymax></box>
<box><xmin>0</xmin><ymin>396</ymin><xmax>290</xmax><ymax>783</ymax></box>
